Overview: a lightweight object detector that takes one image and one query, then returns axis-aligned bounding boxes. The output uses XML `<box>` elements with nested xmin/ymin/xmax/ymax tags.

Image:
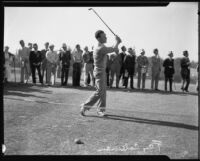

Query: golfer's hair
<box><xmin>95</xmin><ymin>30</ymin><xmax>104</xmax><ymax>39</ymax></box>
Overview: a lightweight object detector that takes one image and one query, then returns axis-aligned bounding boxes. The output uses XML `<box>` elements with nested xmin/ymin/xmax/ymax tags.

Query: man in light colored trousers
<box><xmin>46</xmin><ymin>44</ymin><xmax>59</xmax><ymax>86</ymax></box>
<box><xmin>151</xmin><ymin>48</ymin><xmax>161</xmax><ymax>90</ymax></box>
<box><xmin>80</xmin><ymin>30</ymin><xmax>122</xmax><ymax>117</ymax></box>
<box><xmin>83</xmin><ymin>46</ymin><xmax>95</xmax><ymax>87</ymax></box>
<box><xmin>137</xmin><ymin>49</ymin><xmax>149</xmax><ymax>89</ymax></box>
<box><xmin>18</xmin><ymin>40</ymin><xmax>31</xmax><ymax>83</ymax></box>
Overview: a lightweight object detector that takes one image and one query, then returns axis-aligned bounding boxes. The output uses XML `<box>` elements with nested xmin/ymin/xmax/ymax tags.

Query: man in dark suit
<box><xmin>29</xmin><ymin>43</ymin><xmax>43</xmax><ymax>85</ymax></box>
<box><xmin>41</xmin><ymin>42</ymin><xmax>49</xmax><ymax>84</ymax></box>
<box><xmin>119</xmin><ymin>46</ymin><xmax>127</xmax><ymax>86</ymax></box>
<box><xmin>163</xmin><ymin>51</ymin><xmax>175</xmax><ymax>92</ymax></box>
<box><xmin>59</xmin><ymin>43</ymin><xmax>71</xmax><ymax>86</ymax></box>
<box><xmin>123</xmin><ymin>48</ymin><xmax>136</xmax><ymax>89</ymax></box>
<box><xmin>180</xmin><ymin>50</ymin><xmax>190</xmax><ymax>92</ymax></box>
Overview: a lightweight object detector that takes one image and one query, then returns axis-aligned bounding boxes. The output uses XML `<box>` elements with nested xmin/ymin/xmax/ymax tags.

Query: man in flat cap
<box><xmin>137</xmin><ymin>49</ymin><xmax>149</xmax><ymax>89</ymax></box>
<box><xmin>180</xmin><ymin>50</ymin><xmax>190</xmax><ymax>92</ymax></box>
<box><xmin>59</xmin><ymin>43</ymin><xmax>71</xmax><ymax>86</ymax></box>
<box><xmin>80</xmin><ymin>30</ymin><xmax>121</xmax><ymax>117</ymax></box>
<box><xmin>163</xmin><ymin>51</ymin><xmax>175</xmax><ymax>92</ymax></box>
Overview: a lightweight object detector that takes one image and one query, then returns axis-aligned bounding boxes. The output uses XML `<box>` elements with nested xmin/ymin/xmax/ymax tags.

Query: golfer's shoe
<box><xmin>80</xmin><ymin>104</ymin><xmax>89</xmax><ymax>116</ymax></box>
<box><xmin>97</xmin><ymin>111</ymin><xmax>106</xmax><ymax>117</ymax></box>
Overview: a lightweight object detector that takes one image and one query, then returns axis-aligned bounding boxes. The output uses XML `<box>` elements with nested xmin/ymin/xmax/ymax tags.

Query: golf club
<box><xmin>88</xmin><ymin>8</ymin><xmax>116</xmax><ymax>36</ymax></box>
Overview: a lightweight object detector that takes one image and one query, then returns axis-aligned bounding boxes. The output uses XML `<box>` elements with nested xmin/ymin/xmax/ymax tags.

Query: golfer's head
<box><xmin>95</xmin><ymin>30</ymin><xmax>107</xmax><ymax>43</ymax></box>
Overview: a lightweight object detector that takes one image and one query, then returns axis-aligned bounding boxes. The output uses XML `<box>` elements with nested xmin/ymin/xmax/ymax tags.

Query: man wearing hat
<box><xmin>123</xmin><ymin>47</ymin><xmax>136</xmax><ymax>89</ymax></box>
<box><xmin>46</xmin><ymin>44</ymin><xmax>59</xmax><ymax>86</ymax></box>
<box><xmin>163</xmin><ymin>51</ymin><xmax>175</xmax><ymax>92</ymax></box>
<box><xmin>137</xmin><ymin>49</ymin><xmax>149</xmax><ymax>89</ymax></box>
<box><xmin>80</xmin><ymin>30</ymin><xmax>121</xmax><ymax>117</ymax></box>
<box><xmin>180</xmin><ymin>50</ymin><xmax>190</xmax><ymax>92</ymax></box>
<box><xmin>41</xmin><ymin>42</ymin><xmax>49</xmax><ymax>84</ymax></box>
<box><xmin>151</xmin><ymin>48</ymin><xmax>162</xmax><ymax>90</ymax></box>
<box><xmin>59</xmin><ymin>43</ymin><xmax>71</xmax><ymax>86</ymax></box>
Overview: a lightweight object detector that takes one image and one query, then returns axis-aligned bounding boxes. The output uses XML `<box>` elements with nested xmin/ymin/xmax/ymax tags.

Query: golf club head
<box><xmin>88</xmin><ymin>8</ymin><xmax>93</xmax><ymax>11</ymax></box>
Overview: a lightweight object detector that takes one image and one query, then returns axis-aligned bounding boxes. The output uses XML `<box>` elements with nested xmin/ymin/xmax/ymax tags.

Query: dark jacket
<box><xmin>163</xmin><ymin>58</ymin><xmax>175</xmax><ymax>76</ymax></box>
<box><xmin>29</xmin><ymin>50</ymin><xmax>42</xmax><ymax>66</ymax></box>
<box><xmin>59</xmin><ymin>50</ymin><xmax>71</xmax><ymax>67</ymax></box>
<box><xmin>123</xmin><ymin>54</ymin><xmax>136</xmax><ymax>74</ymax></box>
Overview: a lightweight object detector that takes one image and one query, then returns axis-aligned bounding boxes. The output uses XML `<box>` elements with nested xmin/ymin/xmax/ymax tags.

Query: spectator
<box><xmin>41</xmin><ymin>42</ymin><xmax>49</xmax><ymax>84</ymax></box>
<box><xmin>17</xmin><ymin>40</ymin><xmax>31</xmax><ymax>83</ymax></box>
<box><xmin>4</xmin><ymin>46</ymin><xmax>14</xmax><ymax>83</ymax></box>
<box><xmin>82</xmin><ymin>46</ymin><xmax>95</xmax><ymax>87</ymax></box>
<box><xmin>29</xmin><ymin>43</ymin><xmax>43</xmax><ymax>85</ymax></box>
<box><xmin>151</xmin><ymin>48</ymin><xmax>162</xmax><ymax>90</ymax></box>
<box><xmin>163</xmin><ymin>51</ymin><xmax>175</xmax><ymax>92</ymax></box>
<box><xmin>59</xmin><ymin>43</ymin><xmax>71</xmax><ymax>86</ymax></box>
<box><xmin>180</xmin><ymin>50</ymin><xmax>191</xmax><ymax>92</ymax></box>
<box><xmin>123</xmin><ymin>48</ymin><xmax>136</xmax><ymax>89</ymax></box>
<box><xmin>137</xmin><ymin>49</ymin><xmax>149</xmax><ymax>89</ymax></box>
<box><xmin>119</xmin><ymin>46</ymin><xmax>127</xmax><ymax>86</ymax></box>
<box><xmin>72</xmin><ymin>44</ymin><xmax>83</xmax><ymax>87</ymax></box>
<box><xmin>46</xmin><ymin>44</ymin><xmax>59</xmax><ymax>86</ymax></box>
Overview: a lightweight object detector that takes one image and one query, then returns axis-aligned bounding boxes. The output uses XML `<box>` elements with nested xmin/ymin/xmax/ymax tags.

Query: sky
<box><xmin>4</xmin><ymin>2</ymin><xmax>198</xmax><ymax>61</ymax></box>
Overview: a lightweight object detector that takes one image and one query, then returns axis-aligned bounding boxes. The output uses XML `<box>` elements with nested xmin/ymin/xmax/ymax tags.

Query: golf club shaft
<box><xmin>90</xmin><ymin>9</ymin><xmax>116</xmax><ymax>36</ymax></box>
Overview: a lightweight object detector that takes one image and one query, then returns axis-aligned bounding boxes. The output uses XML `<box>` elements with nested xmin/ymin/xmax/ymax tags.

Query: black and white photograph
<box><xmin>2</xmin><ymin>1</ymin><xmax>199</xmax><ymax>159</ymax></box>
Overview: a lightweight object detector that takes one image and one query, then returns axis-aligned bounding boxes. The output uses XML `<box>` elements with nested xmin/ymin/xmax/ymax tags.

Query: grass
<box><xmin>3</xmin><ymin>68</ymin><xmax>199</xmax><ymax>158</ymax></box>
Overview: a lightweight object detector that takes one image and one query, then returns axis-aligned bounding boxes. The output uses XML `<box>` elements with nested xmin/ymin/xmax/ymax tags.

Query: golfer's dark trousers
<box><xmin>61</xmin><ymin>65</ymin><xmax>69</xmax><ymax>85</ymax></box>
<box><xmin>165</xmin><ymin>75</ymin><xmax>173</xmax><ymax>92</ymax></box>
<box><xmin>124</xmin><ymin>70</ymin><xmax>134</xmax><ymax>89</ymax></box>
<box><xmin>31</xmin><ymin>65</ymin><xmax>43</xmax><ymax>84</ymax></box>
<box><xmin>184</xmin><ymin>70</ymin><xmax>190</xmax><ymax>91</ymax></box>
<box><xmin>73</xmin><ymin>62</ymin><xmax>81</xmax><ymax>86</ymax></box>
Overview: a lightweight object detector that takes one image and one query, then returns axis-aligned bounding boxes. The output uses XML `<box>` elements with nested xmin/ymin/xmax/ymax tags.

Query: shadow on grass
<box><xmin>3</xmin><ymin>82</ymin><xmax>52</xmax><ymax>98</ymax></box>
<box><xmin>86</xmin><ymin>114</ymin><xmax>198</xmax><ymax>131</ymax></box>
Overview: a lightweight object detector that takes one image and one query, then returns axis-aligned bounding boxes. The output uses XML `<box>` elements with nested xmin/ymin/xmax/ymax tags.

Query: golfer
<box><xmin>80</xmin><ymin>30</ymin><xmax>122</xmax><ymax>117</ymax></box>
